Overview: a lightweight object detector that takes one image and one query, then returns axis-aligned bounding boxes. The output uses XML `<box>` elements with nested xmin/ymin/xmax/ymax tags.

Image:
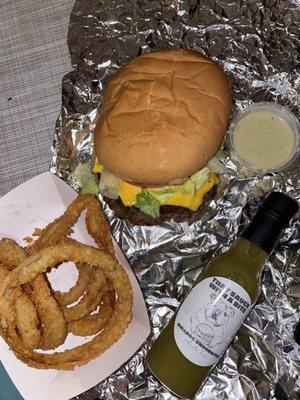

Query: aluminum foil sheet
<box><xmin>50</xmin><ymin>0</ymin><xmax>300</xmax><ymax>399</ymax></box>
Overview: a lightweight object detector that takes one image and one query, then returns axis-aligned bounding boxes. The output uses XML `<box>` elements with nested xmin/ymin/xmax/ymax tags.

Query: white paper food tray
<box><xmin>0</xmin><ymin>172</ymin><xmax>150</xmax><ymax>400</ymax></box>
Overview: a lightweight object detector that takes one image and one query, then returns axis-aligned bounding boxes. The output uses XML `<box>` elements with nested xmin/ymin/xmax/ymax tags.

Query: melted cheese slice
<box><xmin>164</xmin><ymin>174</ymin><xmax>217</xmax><ymax>211</ymax></box>
<box><xmin>119</xmin><ymin>181</ymin><xmax>141</xmax><ymax>206</ymax></box>
<box><xmin>92</xmin><ymin>161</ymin><xmax>103</xmax><ymax>173</ymax></box>
<box><xmin>119</xmin><ymin>174</ymin><xmax>217</xmax><ymax>211</ymax></box>
<box><xmin>93</xmin><ymin>158</ymin><xmax>217</xmax><ymax>211</ymax></box>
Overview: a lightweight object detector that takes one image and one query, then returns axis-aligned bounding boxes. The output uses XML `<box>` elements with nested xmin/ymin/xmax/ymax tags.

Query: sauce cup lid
<box><xmin>228</xmin><ymin>102</ymin><xmax>300</xmax><ymax>174</ymax></box>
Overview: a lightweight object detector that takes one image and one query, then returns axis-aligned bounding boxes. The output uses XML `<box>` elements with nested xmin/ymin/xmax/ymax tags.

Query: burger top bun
<box><xmin>94</xmin><ymin>48</ymin><xmax>232</xmax><ymax>187</ymax></box>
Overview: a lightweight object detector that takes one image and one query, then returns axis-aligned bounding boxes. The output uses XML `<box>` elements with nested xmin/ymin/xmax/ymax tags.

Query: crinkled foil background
<box><xmin>50</xmin><ymin>1</ymin><xmax>300</xmax><ymax>399</ymax></box>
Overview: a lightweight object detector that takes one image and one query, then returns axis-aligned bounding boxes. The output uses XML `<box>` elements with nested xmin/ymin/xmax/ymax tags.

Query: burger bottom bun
<box><xmin>103</xmin><ymin>186</ymin><xmax>216</xmax><ymax>226</ymax></box>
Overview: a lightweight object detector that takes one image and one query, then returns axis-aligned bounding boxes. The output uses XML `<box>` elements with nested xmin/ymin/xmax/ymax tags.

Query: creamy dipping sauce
<box><xmin>232</xmin><ymin>110</ymin><xmax>296</xmax><ymax>170</ymax></box>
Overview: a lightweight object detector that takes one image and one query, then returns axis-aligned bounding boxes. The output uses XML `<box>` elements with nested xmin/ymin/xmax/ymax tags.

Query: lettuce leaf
<box><xmin>190</xmin><ymin>167</ymin><xmax>210</xmax><ymax>190</ymax></box>
<box><xmin>207</xmin><ymin>157</ymin><xmax>226</xmax><ymax>174</ymax></box>
<box><xmin>99</xmin><ymin>168</ymin><xmax>120</xmax><ymax>199</ymax></box>
<box><xmin>214</xmin><ymin>139</ymin><xmax>225</xmax><ymax>159</ymax></box>
<box><xmin>148</xmin><ymin>186</ymin><xmax>174</xmax><ymax>203</ymax></box>
<box><xmin>74</xmin><ymin>164</ymin><xmax>99</xmax><ymax>196</ymax></box>
<box><xmin>173</xmin><ymin>178</ymin><xmax>195</xmax><ymax>195</ymax></box>
<box><xmin>148</xmin><ymin>166</ymin><xmax>211</xmax><ymax>203</ymax></box>
<box><xmin>168</xmin><ymin>167</ymin><xmax>210</xmax><ymax>196</ymax></box>
<box><xmin>135</xmin><ymin>165</ymin><xmax>212</xmax><ymax>217</ymax></box>
<box><xmin>136</xmin><ymin>190</ymin><xmax>161</xmax><ymax>219</ymax></box>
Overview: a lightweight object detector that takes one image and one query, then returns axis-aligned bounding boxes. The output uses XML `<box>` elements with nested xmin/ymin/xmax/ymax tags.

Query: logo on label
<box><xmin>174</xmin><ymin>277</ymin><xmax>251</xmax><ymax>366</ymax></box>
<box><xmin>190</xmin><ymin>291</ymin><xmax>235</xmax><ymax>348</ymax></box>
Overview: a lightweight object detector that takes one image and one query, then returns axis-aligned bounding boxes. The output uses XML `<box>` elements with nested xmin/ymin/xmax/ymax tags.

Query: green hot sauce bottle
<box><xmin>146</xmin><ymin>192</ymin><xmax>299</xmax><ymax>399</ymax></box>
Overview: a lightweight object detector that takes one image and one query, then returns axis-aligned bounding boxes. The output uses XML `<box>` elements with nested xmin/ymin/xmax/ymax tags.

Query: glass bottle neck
<box><xmin>228</xmin><ymin>237</ymin><xmax>269</xmax><ymax>274</ymax></box>
<box><xmin>198</xmin><ymin>237</ymin><xmax>269</xmax><ymax>299</ymax></box>
<box><xmin>215</xmin><ymin>238</ymin><xmax>269</xmax><ymax>301</ymax></box>
<box><xmin>241</xmin><ymin>210</ymin><xmax>287</xmax><ymax>253</ymax></box>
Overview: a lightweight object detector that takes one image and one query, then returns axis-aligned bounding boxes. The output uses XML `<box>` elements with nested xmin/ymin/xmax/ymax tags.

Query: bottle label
<box><xmin>174</xmin><ymin>277</ymin><xmax>251</xmax><ymax>366</ymax></box>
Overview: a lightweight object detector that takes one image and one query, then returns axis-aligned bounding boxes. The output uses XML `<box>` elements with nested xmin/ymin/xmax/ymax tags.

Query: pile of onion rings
<box><xmin>0</xmin><ymin>194</ymin><xmax>132</xmax><ymax>370</ymax></box>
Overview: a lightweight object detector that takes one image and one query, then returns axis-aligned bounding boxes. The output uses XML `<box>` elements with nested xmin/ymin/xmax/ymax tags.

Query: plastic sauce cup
<box><xmin>228</xmin><ymin>102</ymin><xmax>300</xmax><ymax>174</ymax></box>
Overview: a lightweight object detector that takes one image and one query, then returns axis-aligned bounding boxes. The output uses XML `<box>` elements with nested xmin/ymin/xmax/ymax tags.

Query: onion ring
<box><xmin>14</xmin><ymin>292</ymin><xmax>41</xmax><ymax>350</ymax></box>
<box><xmin>0</xmin><ymin>239</ymin><xmax>27</xmax><ymax>269</ymax></box>
<box><xmin>0</xmin><ymin>240</ymin><xmax>132</xmax><ymax>370</ymax></box>
<box><xmin>84</xmin><ymin>196</ymin><xmax>115</xmax><ymax>257</ymax></box>
<box><xmin>0</xmin><ymin>260</ymin><xmax>41</xmax><ymax>349</ymax></box>
<box><xmin>0</xmin><ymin>244</ymin><xmax>25</xmax><ymax>332</ymax></box>
<box><xmin>30</xmin><ymin>275</ymin><xmax>67</xmax><ymax>350</ymax></box>
<box><xmin>29</xmin><ymin>194</ymin><xmax>114</xmax><ymax>257</ymax></box>
<box><xmin>0</xmin><ymin>263</ymin><xmax>9</xmax><ymax>281</ymax></box>
<box><xmin>0</xmin><ymin>244</ymin><xmax>41</xmax><ymax>346</ymax></box>
<box><xmin>27</xmin><ymin>194</ymin><xmax>115</xmax><ymax>328</ymax></box>
<box><xmin>0</xmin><ymin>264</ymin><xmax>16</xmax><ymax>336</ymax></box>
<box><xmin>68</xmin><ymin>286</ymin><xmax>115</xmax><ymax>336</ymax></box>
<box><xmin>0</xmin><ymin>236</ymin><xmax>66</xmax><ymax>350</ymax></box>
<box><xmin>53</xmin><ymin>263</ymin><xmax>92</xmax><ymax>307</ymax></box>
<box><xmin>61</xmin><ymin>266</ymin><xmax>107</xmax><ymax>322</ymax></box>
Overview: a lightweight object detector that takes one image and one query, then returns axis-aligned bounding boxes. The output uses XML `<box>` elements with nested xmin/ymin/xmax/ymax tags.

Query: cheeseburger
<box><xmin>93</xmin><ymin>48</ymin><xmax>231</xmax><ymax>222</ymax></box>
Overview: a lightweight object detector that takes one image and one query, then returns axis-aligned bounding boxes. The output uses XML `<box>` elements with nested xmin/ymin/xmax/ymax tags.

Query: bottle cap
<box><xmin>241</xmin><ymin>192</ymin><xmax>299</xmax><ymax>253</ymax></box>
<box><xmin>259</xmin><ymin>192</ymin><xmax>299</xmax><ymax>223</ymax></box>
